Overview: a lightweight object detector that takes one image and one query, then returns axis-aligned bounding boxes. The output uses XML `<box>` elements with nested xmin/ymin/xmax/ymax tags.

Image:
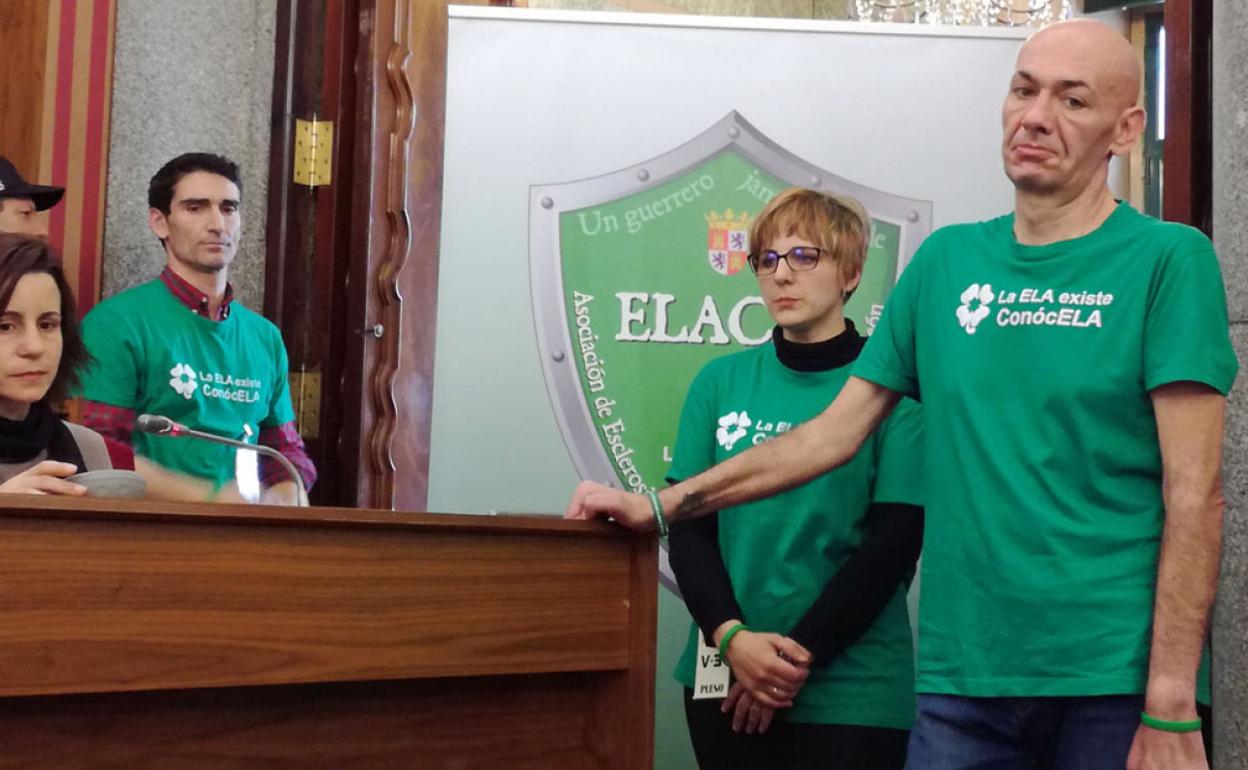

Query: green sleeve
<box><xmin>666</xmin><ymin>362</ymin><xmax>720</xmax><ymax>484</ymax></box>
<box><xmin>77</xmin><ymin>304</ymin><xmax>143</xmax><ymax>408</ymax></box>
<box><xmin>1143</xmin><ymin>233</ymin><xmax>1238</xmax><ymax>394</ymax></box>
<box><xmin>853</xmin><ymin>244</ymin><xmax>924</xmax><ymax>400</ymax></box>
<box><xmin>261</xmin><ymin>331</ymin><xmax>296</xmax><ymax>427</ymax></box>
<box><xmin>871</xmin><ymin>397</ymin><xmax>924</xmax><ymax>505</ymax></box>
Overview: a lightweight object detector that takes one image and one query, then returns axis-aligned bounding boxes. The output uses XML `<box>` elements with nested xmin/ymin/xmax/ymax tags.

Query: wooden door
<box><xmin>265</xmin><ymin>1</ymin><xmax>497</xmax><ymax>509</ymax></box>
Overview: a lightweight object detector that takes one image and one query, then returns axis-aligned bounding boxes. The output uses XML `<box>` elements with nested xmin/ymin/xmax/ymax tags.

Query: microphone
<box><xmin>136</xmin><ymin>414</ymin><xmax>308</xmax><ymax>506</ymax></box>
<box><xmin>135</xmin><ymin>414</ymin><xmax>182</xmax><ymax>435</ymax></box>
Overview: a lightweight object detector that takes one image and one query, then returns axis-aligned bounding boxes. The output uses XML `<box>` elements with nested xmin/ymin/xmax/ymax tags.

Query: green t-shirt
<box><xmin>854</xmin><ymin>202</ymin><xmax>1238</xmax><ymax>698</ymax></box>
<box><xmin>670</xmin><ymin>341</ymin><xmax>924</xmax><ymax>729</ymax></box>
<box><xmin>79</xmin><ymin>279</ymin><xmax>297</xmax><ymax>486</ymax></box>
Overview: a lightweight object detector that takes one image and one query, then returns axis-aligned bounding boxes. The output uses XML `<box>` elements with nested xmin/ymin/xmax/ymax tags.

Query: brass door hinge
<box><xmin>293</xmin><ymin>119</ymin><xmax>333</xmax><ymax>187</ymax></box>
<box><xmin>289</xmin><ymin>369</ymin><xmax>322</xmax><ymax>439</ymax></box>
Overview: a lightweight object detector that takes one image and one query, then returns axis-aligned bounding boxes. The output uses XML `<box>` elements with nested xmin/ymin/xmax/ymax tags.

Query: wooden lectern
<box><xmin>0</xmin><ymin>497</ymin><xmax>657</xmax><ymax>769</ymax></box>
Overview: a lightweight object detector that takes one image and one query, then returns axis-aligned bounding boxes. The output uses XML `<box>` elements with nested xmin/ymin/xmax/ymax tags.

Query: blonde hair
<box><xmin>748</xmin><ymin>188</ymin><xmax>870</xmax><ymax>295</ymax></box>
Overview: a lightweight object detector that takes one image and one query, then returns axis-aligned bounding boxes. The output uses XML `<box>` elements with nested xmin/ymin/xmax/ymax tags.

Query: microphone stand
<box><xmin>142</xmin><ymin>418</ymin><xmax>308</xmax><ymax>506</ymax></box>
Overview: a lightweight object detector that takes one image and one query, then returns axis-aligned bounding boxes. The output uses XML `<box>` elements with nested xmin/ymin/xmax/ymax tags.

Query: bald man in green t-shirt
<box><xmin>568</xmin><ymin>20</ymin><xmax>1234</xmax><ymax>770</ymax></box>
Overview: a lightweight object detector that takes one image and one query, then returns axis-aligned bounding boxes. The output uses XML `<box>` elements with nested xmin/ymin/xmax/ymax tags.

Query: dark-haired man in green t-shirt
<box><xmin>79</xmin><ymin>153</ymin><xmax>315</xmax><ymax>504</ymax></box>
<box><xmin>568</xmin><ymin>19</ymin><xmax>1233</xmax><ymax>770</ymax></box>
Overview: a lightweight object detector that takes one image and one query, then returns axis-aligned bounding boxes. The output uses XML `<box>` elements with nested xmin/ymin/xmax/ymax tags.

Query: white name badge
<box><xmin>692</xmin><ymin>635</ymin><xmax>730</xmax><ymax>700</ymax></box>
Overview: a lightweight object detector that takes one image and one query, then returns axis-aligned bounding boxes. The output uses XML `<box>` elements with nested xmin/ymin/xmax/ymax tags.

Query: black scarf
<box><xmin>0</xmin><ymin>402</ymin><xmax>86</xmax><ymax>469</ymax></box>
<box><xmin>772</xmin><ymin>318</ymin><xmax>866</xmax><ymax>373</ymax></box>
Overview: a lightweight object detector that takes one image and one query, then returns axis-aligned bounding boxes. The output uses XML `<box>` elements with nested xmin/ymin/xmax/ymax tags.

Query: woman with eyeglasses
<box><xmin>668</xmin><ymin>188</ymin><xmax>924</xmax><ymax>770</ymax></box>
<box><xmin>0</xmin><ymin>234</ymin><xmax>127</xmax><ymax>494</ymax></box>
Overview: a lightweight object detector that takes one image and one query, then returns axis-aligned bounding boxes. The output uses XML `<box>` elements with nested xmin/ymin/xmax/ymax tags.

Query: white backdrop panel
<box><xmin>430</xmin><ymin>7</ymin><xmax>1032</xmax><ymax>515</ymax></box>
<box><xmin>430</xmin><ymin>11</ymin><xmax>1099</xmax><ymax>769</ymax></box>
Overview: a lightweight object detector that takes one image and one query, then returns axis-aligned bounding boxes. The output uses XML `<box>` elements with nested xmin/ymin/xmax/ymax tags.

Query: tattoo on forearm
<box><xmin>673</xmin><ymin>491</ymin><xmax>706</xmax><ymax>522</ymax></box>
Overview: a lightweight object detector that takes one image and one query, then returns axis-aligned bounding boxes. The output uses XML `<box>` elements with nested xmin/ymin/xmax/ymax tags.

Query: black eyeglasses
<box><xmin>747</xmin><ymin>246</ymin><xmax>824</xmax><ymax>275</ymax></box>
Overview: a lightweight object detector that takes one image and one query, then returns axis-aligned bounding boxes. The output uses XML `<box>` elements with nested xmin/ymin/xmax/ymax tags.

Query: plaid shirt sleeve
<box><xmin>84</xmin><ymin>400</ymin><xmax>313</xmax><ymax>487</ymax></box>
<box><xmin>81</xmin><ymin>399</ymin><xmax>137</xmax><ymax>446</ymax></box>
<box><xmin>258</xmin><ymin>421</ymin><xmax>317</xmax><ymax>491</ymax></box>
<box><xmin>80</xmin><ymin>400</ymin><xmax>137</xmax><ymax>471</ymax></box>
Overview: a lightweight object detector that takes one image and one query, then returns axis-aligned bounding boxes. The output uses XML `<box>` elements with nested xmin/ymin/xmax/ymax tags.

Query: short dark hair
<box><xmin>148</xmin><ymin>152</ymin><xmax>242</xmax><ymax>214</ymax></box>
<box><xmin>0</xmin><ymin>234</ymin><xmax>89</xmax><ymax>403</ymax></box>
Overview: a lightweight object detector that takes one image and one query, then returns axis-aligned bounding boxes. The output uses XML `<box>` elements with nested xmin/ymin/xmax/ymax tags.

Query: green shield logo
<box><xmin>531</xmin><ymin>112</ymin><xmax>930</xmax><ymax>587</ymax></box>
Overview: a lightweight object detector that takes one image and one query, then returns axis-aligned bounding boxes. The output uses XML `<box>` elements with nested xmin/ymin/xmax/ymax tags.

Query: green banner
<box><xmin>558</xmin><ymin>148</ymin><xmax>901</xmax><ymax>493</ymax></box>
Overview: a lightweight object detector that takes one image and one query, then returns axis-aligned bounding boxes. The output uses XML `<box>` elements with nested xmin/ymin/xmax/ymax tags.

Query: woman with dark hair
<box><xmin>0</xmin><ymin>233</ymin><xmax>119</xmax><ymax>493</ymax></box>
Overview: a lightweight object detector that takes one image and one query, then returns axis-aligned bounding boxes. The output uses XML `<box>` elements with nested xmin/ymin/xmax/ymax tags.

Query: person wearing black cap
<box><xmin>0</xmin><ymin>156</ymin><xmax>64</xmax><ymax>238</ymax></box>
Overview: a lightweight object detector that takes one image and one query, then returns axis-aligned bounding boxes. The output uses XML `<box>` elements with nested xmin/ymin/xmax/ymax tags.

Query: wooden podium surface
<box><xmin>0</xmin><ymin>496</ymin><xmax>657</xmax><ymax>769</ymax></box>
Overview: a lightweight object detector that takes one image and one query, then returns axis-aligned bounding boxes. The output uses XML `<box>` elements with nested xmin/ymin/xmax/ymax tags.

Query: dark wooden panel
<box><xmin>584</xmin><ymin>530</ymin><xmax>659</xmax><ymax>769</ymax></box>
<box><xmin>265</xmin><ymin>0</ymin><xmax>362</xmax><ymax>507</ymax></box>
<box><xmin>0</xmin><ymin>499</ymin><xmax>657</xmax><ymax>769</ymax></box>
<box><xmin>345</xmin><ymin>0</ymin><xmax>446</xmax><ymax>510</ymax></box>
<box><xmin>0</xmin><ymin>493</ymin><xmax>627</xmax><ymax>535</ymax></box>
<box><xmin>343</xmin><ymin>0</ymin><xmax>494</xmax><ymax>510</ymax></box>
<box><xmin>341</xmin><ymin>0</ymin><xmax>394</xmax><ymax>509</ymax></box>
<box><xmin>0</xmin><ymin>674</ymin><xmax>612</xmax><ymax>770</ymax></box>
<box><xmin>382</xmin><ymin>1</ymin><xmax>452</xmax><ymax>512</ymax></box>
<box><xmin>1085</xmin><ymin>0</ymin><xmax>1160</xmax><ymax>11</ymax></box>
<box><xmin>0</xmin><ymin>502</ymin><xmax>633</xmax><ymax>697</ymax></box>
<box><xmin>309</xmin><ymin>0</ymin><xmax>360</xmax><ymax>507</ymax></box>
<box><xmin>0</xmin><ymin>0</ymin><xmax>49</xmax><ymax>179</ymax></box>
<box><xmin>264</xmin><ymin>0</ymin><xmax>506</xmax><ymax>508</ymax></box>
<box><xmin>1162</xmin><ymin>0</ymin><xmax>1212</xmax><ymax>232</ymax></box>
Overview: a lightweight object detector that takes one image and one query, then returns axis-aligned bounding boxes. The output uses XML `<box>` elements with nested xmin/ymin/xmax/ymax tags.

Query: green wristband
<box><xmin>1140</xmin><ymin>712</ymin><xmax>1202</xmax><ymax>733</ymax></box>
<box><xmin>645</xmin><ymin>489</ymin><xmax>669</xmax><ymax>538</ymax></box>
<box><xmin>717</xmin><ymin>622</ymin><xmax>749</xmax><ymax>660</ymax></box>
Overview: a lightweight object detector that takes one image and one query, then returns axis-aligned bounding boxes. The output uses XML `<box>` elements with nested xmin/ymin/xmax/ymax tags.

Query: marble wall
<box><xmin>101</xmin><ymin>0</ymin><xmax>277</xmax><ymax>309</ymax></box>
<box><xmin>1212</xmin><ymin>1</ymin><xmax>1247</xmax><ymax>764</ymax></box>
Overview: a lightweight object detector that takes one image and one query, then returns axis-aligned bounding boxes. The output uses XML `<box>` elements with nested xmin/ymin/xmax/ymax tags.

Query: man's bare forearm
<box><xmin>134</xmin><ymin>456</ymin><xmax>245</xmax><ymax>504</ymax></box>
<box><xmin>659</xmin><ymin>421</ymin><xmax>831</xmax><ymax>522</ymax></box>
<box><xmin>658</xmin><ymin>377</ymin><xmax>900</xmax><ymax>523</ymax></box>
<box><xmin>1145</xmin><ymin>486</ymin><xmax>1222</xmax><ymax>716</ymax></box>
<box><xmin>1146</xmin><ymin>384</ymin><xmax>1226</xmax><ymax>718</ymax></box>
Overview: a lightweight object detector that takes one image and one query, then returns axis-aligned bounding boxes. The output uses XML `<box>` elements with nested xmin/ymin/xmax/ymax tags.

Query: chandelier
<box><xmin>854</xmin><ymin>0</ymin><xmax>1074</xmax><ymax>27</ymax></box>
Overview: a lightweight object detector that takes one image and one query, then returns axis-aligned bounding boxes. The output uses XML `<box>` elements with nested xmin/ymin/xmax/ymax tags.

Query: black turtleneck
<box><xmin>0</xmin><ymin>402</ymin><xmax>85</xmax><ymax>468</ymax></box>
<box><xmin>770</xmin><ymin>319</ymin><xmax>865</xmax><ymax>372</ymax></box>
<box><xmin>667</xmin><ymin>321</ymin><xmax>924</xmax><ymax>669</ymax></box>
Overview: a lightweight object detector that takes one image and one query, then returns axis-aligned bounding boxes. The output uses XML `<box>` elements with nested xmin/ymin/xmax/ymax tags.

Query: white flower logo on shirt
<box><xmin>956</xmin><ymin>283</ymin><xmax>994</xmax><ymax>335</ymax></box>
<box><xmin>169</xmin><ymin>363</ymin><xmax>198</xmax><ymax>399</ymax></box>
<box><xmin>716</xmin><ymin>410</ymin><xmax>752</xmax><ymax>451</ymax></box>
